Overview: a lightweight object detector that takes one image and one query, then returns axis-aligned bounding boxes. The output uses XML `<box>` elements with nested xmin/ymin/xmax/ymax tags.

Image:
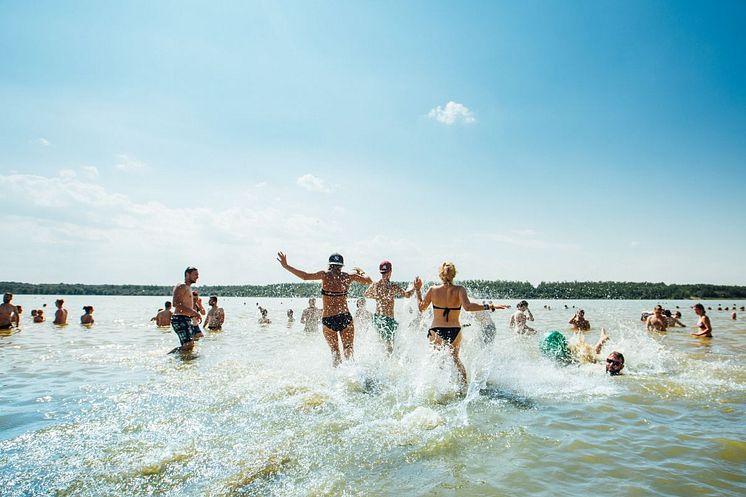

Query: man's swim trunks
<box><xmin>373</xmin><ymin>314</ymin><xmax>399</xmax><ymax>342</ymax></box>
<box><xmin>171</xmin><ymin>315</ymin><xmax>195</xmax><ymax>345</ymax></box>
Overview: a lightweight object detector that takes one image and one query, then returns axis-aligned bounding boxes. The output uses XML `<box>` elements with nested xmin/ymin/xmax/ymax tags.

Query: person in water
<box><xmin>414</xmin><ymin>262</ymin><xmax>509</xmax><ymax>387</ymax></box>
<box><xmin>605</xmin><ymin>351</ymin><xmax>625</xmax><ymax>376</ymax></box>
<box><xmin>474</xmin><ymin>302</ymin><xmax>498</xmax><ymax>344</ymax></box>
<box><xmin>300</xmin><ymin>298</ymin><xmax>323</xmax><ymax>333</ymax></box>
<box><xmin>692</xmin><ymin>303</ymin><xmax>712</xmax><ymax>338</ymax></box>
<box><xmin>354</xmin><ymin>297</ymin><xmax>372</xmax><ymax>332</ymax></box>
<box><xmin>287</xmin><ymin>309</ymin><xmax>295</xmax><ymax>326</ymax></box>
<box><xmin>191</xmin><ymin>290</ymin><xmax>206</xmax><ymax>339</ymax></box>
<box><xmin>568</xmin><ymin>309</ymin><xmax>590</xmax><ymax>331</ymax></box>
<box><xmin>204</xmin><ymin>296</ymin><xmax>224</xmax><ymax>331</ymax></box>
<box><xmin>151</xmin><ymin>301</ymin><xmax>173</xmax><ymax>327</ymax></box>
<box><xmin>364</xmin><ymin>260</ymin><xmax>416</xmax><ymax>354</ymax></box>
<box><xmin>33</xmin><ymin>309</ymin><xmax>45</xmax><ymax>323</ymax></box>
<box><xmin>646</xmin><ymin>305</ymin><xmax>668</xmax><ymax>332</ymax></box>
<box><xmin>510</xmin><ymin>300</ymin><xmax>535</xmax><ymax>334</ymax></box>
<box><xmin>169</xmin><ymin>267</ymin><xmax>202</xmax><ymax>354</ymax></box>
<box><xmin>0</xmin><ymin>293</ymin><xmax>19</xmax><ymax>329</ymax></box>
<box><xmin>258</xmin><ymin>306</ymin><xmax>271</xmax><ymax>325</ymax></box>
<box><xmin>53</xmin><ymin>299</ymin><xmax>68</xmax><ymax>325</ymax></box>
<box><xmin>278</xmin><ymin>252</ymin><xmax>372</xmax><ymax>366</ymax></box>
<box><xmin>80</xmin><ymin>306</ymin><xmax>94</xmax><ymax>325</ymax></box>
<box><xmin>665</xmin><ymin>309</ymin><xmax>686</xmax><ymax>328</ymax></box>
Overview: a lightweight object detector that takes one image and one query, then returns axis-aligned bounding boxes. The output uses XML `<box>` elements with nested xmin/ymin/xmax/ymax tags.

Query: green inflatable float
<box><xmin>540</xmin><ymin>330</ymin><xmax>571</xmax><ymax>363</ymax></box>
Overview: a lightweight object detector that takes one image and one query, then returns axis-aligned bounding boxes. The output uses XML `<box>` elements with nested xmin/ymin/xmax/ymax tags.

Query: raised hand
<box><xmin>414</xmin><ymin>276</ymin><xmax>423</xmax><ymax>291</ymax></box>
<box><xmin>277</xmin><ymin>252</ymin><xmax>288</xmax><ymax>267</ymax></box>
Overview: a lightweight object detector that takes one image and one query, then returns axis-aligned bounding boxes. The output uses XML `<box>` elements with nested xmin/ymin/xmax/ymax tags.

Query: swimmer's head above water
<box><xmin>605</xmin><ymin>352</ymin><xmax>625</xmax><ymax>375</ymax></box>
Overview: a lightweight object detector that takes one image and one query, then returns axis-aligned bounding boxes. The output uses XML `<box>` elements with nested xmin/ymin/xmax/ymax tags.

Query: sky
<box><xmin>1</xmin><ymin>0</ymin><xmax>745</xmax><ymax>286</ymax></box>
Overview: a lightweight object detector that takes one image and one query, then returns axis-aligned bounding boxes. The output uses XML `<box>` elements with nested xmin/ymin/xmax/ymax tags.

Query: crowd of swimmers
<box><xmin>3</xmin><ymin>256</ymin><xmax>740</xmax><ymax>388</ymax></box>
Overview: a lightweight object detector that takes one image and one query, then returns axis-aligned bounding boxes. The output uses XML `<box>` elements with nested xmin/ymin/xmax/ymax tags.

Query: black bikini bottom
<box><xmin>428</xmin><ymin>327</ymin><xmax>461</xmax><ymax>344</ymax></box>
<box><xmin>322</xmin><ymin>312</ymin><xmax>353</xmax><ymax>333</ymax></box>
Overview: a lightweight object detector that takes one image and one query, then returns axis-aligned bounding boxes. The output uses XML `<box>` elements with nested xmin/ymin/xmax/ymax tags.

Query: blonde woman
<box><xmin>414</xmin><ymin>262</ymin><xmax>509</xmax><ymax>386</ymax></box>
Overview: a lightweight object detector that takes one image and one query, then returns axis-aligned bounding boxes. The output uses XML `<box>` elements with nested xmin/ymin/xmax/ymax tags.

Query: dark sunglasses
<box><xmin>606</xmin><ymin>359</ymin><xmax>622</xmax><ymax>366</ymax></box>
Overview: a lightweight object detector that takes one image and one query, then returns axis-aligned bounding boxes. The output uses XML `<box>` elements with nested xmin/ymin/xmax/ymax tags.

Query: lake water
<box><xmin>1</xmin><ymin>296</ymin><xmax>745</xmax><ymax>496</ymax></box>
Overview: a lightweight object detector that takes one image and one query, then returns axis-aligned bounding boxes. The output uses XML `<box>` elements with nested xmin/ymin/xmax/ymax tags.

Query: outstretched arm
<box><xmin>414</xmin><ymin>277</ymin><xmax>431</xmax><ymax>312</ymax></box>
<box><xmin>594</xmin><ymin>328</ymin><xmax>610</xmax><ymax>355</ymax></box>
<box><xmin>277</xmin><ymin>252</ymin><xmax>324</xmax><ymax>281</ymax></box>
<box><xmin>350</xmin><ymin>267</ymin><xmax>373</xmax><ymax>285</ymax></box>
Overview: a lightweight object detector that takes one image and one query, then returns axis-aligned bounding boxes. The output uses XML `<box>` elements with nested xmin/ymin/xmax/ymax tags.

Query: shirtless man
<box><xmin>191</xmin><ymin>291</ymin><xmax>206</xmax><ymax>339</ymax></box>
<box><xmin>646</xmin><ymin>305</ymin><xmax>668</xmax><ymax>332</ymax></box>
<box><xmin>569</xmin><ymin>309</ymin><xmax>590</xmax><ymax>331</ymax></box>
<box><xmin>33</xmin><ymin>309</ymin><xmax>46</xmax><ymax>323</ymax></box>
<box><xmin>169</xmin><ymin>267</ymin><xmax>202</xmax><ymax>353</ymax></box>
<box><xmin>0</xmin><ymin>293</ymin><xmax>19</xmax><ymax>329</ymax></box>
<box><xmin>300</xmin><ymin>298</ymin><xmax>322</xmax><ymax>333</ymax></box>
<box><xmin>354</xmin><ymin>297</ymin><xmax>373</xmax><ymax>331</ymax></box>
<box><xmin>151</xmin><ymin>301</ymin><xmax>173</xmax><ymax>327</ymax></box>
<box><xmin>510</xmin><ymin>300</ymin><xmax>535</xmax><ymax>334</ymax></box>
<box><xmin>204</xmin><ymin>296</ymin><xmax>225</xmax><ymax>331</ymax></box>
<box><xmin>53</xmin><ymin>299</ymin><xmax>68</xmax><ymax>325</ymax></box>
<box><xmin>364</xmin><ymin>260</ymin><xmax>415</xmax><ymax>354</ymax></box>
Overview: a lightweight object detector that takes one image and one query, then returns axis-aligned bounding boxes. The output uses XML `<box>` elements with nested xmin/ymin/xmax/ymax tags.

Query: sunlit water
<box><xmin>1</xmin><ymin>296</ymin><xmax>745</xmax><ymax>496</ymax></box>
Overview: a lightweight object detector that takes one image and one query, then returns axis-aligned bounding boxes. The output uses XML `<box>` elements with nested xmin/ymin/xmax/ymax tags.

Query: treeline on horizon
<box><xmin>3</xmin><ymin>280</ymin><xmax>746</xmax><ymax>300</ymax></box>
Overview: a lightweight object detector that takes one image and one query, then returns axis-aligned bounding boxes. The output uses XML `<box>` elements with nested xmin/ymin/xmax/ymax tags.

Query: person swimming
<box><xmin>80</xmin><ymin>306</ymin><xmax>94</xmax><ymax>325</ymax></box>
<box><xmin>277</xmin><ymin>252</ymin><xmax>372</xmax><ymax>366</ymax></box>
<box><xmin>569</xmin><ymin>309</ymin><xmax>590</xmax><ymax>331</ymax></box>
<box><xmin>414</xmin><ymin>261</ymin><xmax>509</xmax><ymax>388</ymax></box>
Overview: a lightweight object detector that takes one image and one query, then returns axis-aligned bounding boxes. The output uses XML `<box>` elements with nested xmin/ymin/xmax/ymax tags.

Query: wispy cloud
<box><xmin>32</xmin><ymin>137</ymin><xmax>51</xmax><ymax>147</ymax></box>
<box><xmin>114</xmin><ymin>154</ymin><xmax>147</xmax><ymax>172</ymax></box>
<box><xmin>59</xmin><ymin>169</ymin><xmax>77</xmax><ymax>179</ymax></box>
<box><xmin>428</xmin><ymin>101</ymin><xmax>476</xmax><ymax>125</ymax></box>
<box><xmin>297</xmin><ymin>173</ymin><xmax>330</xmax><ymax>193</ymax></box>
<box><xmin>81</xmin><ymin>165</ymin><xmax>99</xmax><ymax>178</ymax></box>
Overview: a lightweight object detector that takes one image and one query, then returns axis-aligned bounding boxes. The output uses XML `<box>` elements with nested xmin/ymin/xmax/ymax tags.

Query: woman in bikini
<box><xmin>414</xmin><ymin>262</ymin><xmax>509</xmax><ymax>386</ymax></box>
<box><xmin>692</xmin><ymin>303</ymin><xmax>713</xmax><ymax>338</ymax></box>
<box><xmin>277</xmin><ymin>252</ymin><xmax>372</xmax><ymax>366</ymax></box>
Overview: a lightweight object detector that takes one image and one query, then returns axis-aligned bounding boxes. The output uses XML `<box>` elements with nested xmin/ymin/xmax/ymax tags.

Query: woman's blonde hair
<box><xmin>439</xmin><ymin>262</ymin><xmax>457</xmax><ymax>284</ymax></box>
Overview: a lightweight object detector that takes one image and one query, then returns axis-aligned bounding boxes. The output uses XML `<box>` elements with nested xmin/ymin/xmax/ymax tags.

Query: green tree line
<box><xmin>3</xmin><ymin>280</ymin><xmax>745</xmax><ymax>300</ymax></box>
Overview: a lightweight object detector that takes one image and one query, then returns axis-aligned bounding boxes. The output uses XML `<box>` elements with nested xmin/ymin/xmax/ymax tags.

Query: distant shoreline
<box><xmin>3</xmin><ymin>281</ymin><xmax>745</xmax><ymax>300</ymax></box>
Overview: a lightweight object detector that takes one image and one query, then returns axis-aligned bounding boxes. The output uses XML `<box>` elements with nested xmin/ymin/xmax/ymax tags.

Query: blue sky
<box><xmin>1</xmin><ymin>1</ymin><xmax>745</xmax><ymax>286</ymax></box>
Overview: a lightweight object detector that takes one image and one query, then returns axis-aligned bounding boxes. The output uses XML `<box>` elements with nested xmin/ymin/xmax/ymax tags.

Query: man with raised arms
<box><xmin>0</xmin><ymin>293</ymin><xmax>19</xmax><ymax>330</ymax></box>
<box><xmin>364</xmin><ymin>260</ymin><xmax>416</xmax><ymax>354</ymax></box>
<box><xmin>169</xmin><ymin>267</ymin><xmax>202</xmax><ymax>353</ymax></box>
<box><xmin>151</xmin><ymin>301</ymin><xmax>173</xmax><ymax>327</ymax></box>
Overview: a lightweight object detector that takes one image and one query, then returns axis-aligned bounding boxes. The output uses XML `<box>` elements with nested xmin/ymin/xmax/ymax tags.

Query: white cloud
<box><xmin>297</xmin><ymin>173</ymin><xmax>330</xmax><ymax>193</ymax></box>
<box><xmin>59</xmin><ymin>169</ymin><xmax>77</xmax><ymax>179</ymax></box>
<box><xmin>114</xmin><ymin>154</ymin><xmax>147</xmax><ymax>172</ymax></box>
<box><xmin>427</xmin><ymin>101</ymin><xmax>476</xmax><ymax>125</ymax></box>
<box><xmin>254</xmin><ymin>182</ymin><xmax>268</xmax><ymax>188</ymax></box>
<box><xmin>32</xmin><ymin>137</ymin><xmax>51</xmax><ymax>147</ymax></box>
<box><xmin>81</xmin><ymin>166</ymin><xmax>99</xmax><ymax>178</ymax></box>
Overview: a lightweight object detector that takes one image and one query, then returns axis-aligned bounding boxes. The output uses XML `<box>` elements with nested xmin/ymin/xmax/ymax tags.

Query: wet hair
<box><xmin>610</xmin><ymin>351</ymin><xmax>625</xmax><ymax>363</ymax></box>
<box><xmin>663</xmin><ymin>309</ymin><xmax>672</xmax><ymax>317</ymax></box>
<box><xmin>518</xmin><ymin>300</ymin><xmax>529</xmax><ymax>308</ymax></box>
<box><xmin>55</xmin><ymin>299</ymin><xmax>64</xmax><ymax>306</ymax></box>
<box><xmin>165</xmin><ymin>301</ymin><xmax>172</xmax><ymax>309</ymax></box>
<box><xmin>83</xmin><ymin>306</ymin><xmax>93</xmax><ymax>313</ymax></box>
<box><xmin>209</xmin><ymin>295</ymin><xmax>218</xmax><ymax>302</ymax></box>
<box><xmin>185</xmin><ymin>266</ymin><xmax>198</xmax><ymax>276</ymax></box>
<box><xmin>31</xmin><ymin>309</ymin><xmax>38</xmax><ymax>317</ymax></box>
<box><xmin>694</xmin><ymin>303</ymin><xmax>705</xmax><ymax>313</ymax></box>
<box><xmin>674</xmin><ymin>311</ymin><xmax>682</xmax><ymax>318</ymax></box>
<box><xmin>439</xmin><ymin>262</ymin><xmax>457</xmax><ymax>284</ymax></box>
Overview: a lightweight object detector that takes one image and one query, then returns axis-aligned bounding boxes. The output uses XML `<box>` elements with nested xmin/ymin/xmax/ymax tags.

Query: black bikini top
<box><xmin>433</xmin><ymin>304</ymin><xmax>461</xmax><ymax>322</ymax></box>
<box><xmin>321</xmin><ymin>289</ymin><xmax>348</xmax><ymax>297</ymax></box>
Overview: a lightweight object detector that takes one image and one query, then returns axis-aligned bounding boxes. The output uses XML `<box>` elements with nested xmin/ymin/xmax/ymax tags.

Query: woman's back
<box><xmin>429</xmin><ymin>284</ymin><xmax>463</xmax><ymax>327</ymax></box>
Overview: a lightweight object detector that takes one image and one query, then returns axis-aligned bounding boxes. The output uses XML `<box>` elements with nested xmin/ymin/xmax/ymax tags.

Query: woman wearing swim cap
<box><xmin>277</xmin><ymin>251</ymin><xmax>372</xmax><ymax>366</ymax></box>
<box><xmin>414</xmin><ymin>262</ymin><xmax>509</xmax><ymax>387</ymax></box>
